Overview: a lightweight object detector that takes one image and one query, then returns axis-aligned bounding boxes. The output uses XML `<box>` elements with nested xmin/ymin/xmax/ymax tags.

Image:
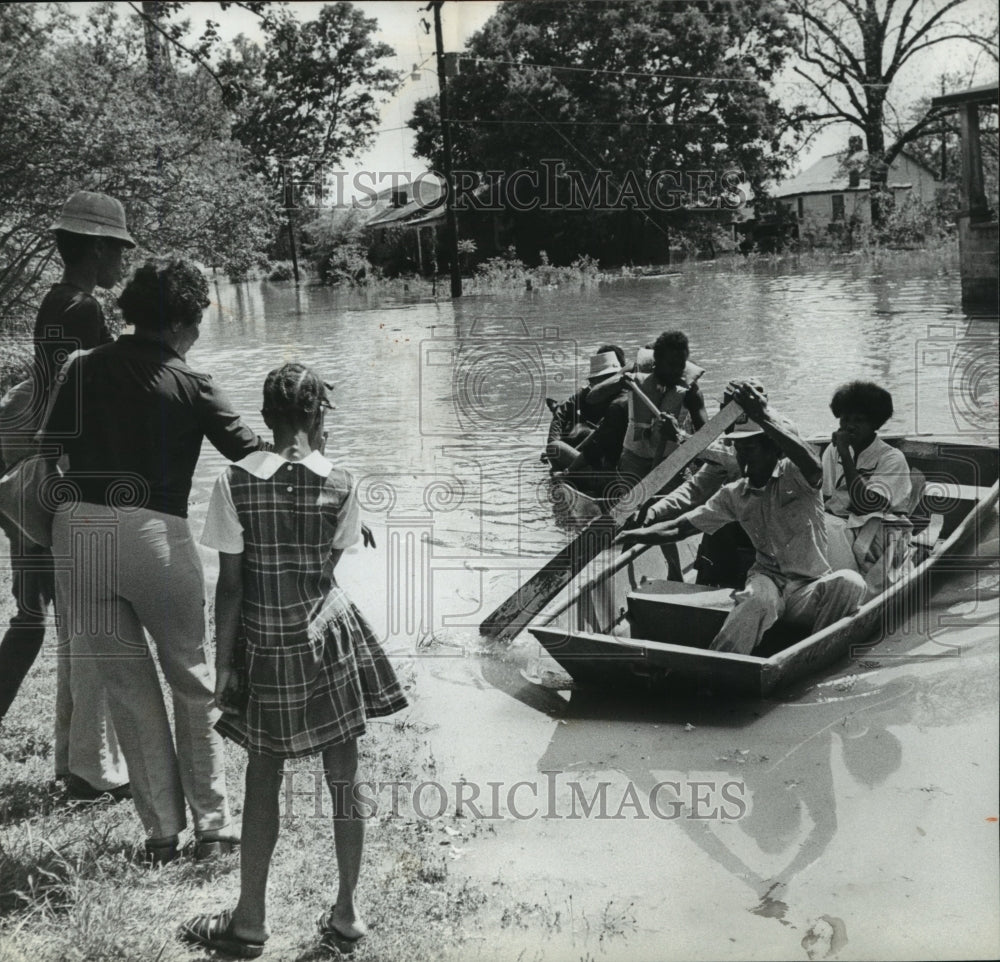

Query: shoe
<box><xmin>186</xmin><ymin>835</ymin><xmax>241</xmax><ymax>861</ymax></box>
<box><xmin>317</xmin><ymin>909</ymin><xmax>366</xmax><ymax>955</ymax></box>
<box><xmin>179</xmin><ymin>909</ymin><xmax>265</xmax><ymax>959</ymax></box>
<box><xmin>143</xmin><ymin>836</ymin><xmax>180</xmax><ymax>867</ymax></box>
<box><xmin>64</xmin><ymin>774</ymin><xmax>131</xmax><ymax>802</ymax></box>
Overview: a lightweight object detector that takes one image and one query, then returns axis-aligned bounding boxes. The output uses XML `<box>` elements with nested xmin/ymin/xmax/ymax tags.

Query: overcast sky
<box><xmin>74</xmin><ymin>1</ymin><xmax>998</xmax><ymax>193</ymax></box>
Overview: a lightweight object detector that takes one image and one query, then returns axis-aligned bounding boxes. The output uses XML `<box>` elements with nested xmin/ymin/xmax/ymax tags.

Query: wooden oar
<box><xmin>480</xmin><ymin>402</ymin><xmax>743</xmax><ymax>643</ymax></box>
<box><xmin>622</xmin><ymin>372</ymin><xmax>663</xmax><ymax>418</ymax></box>
<box><xmin>623</xmin><ymin>373</ymin><xmax>685</xmax><ymax>463</ymax></box>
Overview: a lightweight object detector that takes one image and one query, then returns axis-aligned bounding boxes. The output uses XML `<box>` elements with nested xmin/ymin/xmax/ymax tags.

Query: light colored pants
<box><xmin>825</xmin><ymin>514</ymin><xmax>911</xmax><ymax>598</ymax></box>
<box><xmin>53</xmin><ymin>518</ymin><xmax>127</xmax><ymax>791</ymax></box>
<box><xmin>53</xmin><ymin>504</ymin><xmax>230</xmax><ymax>839</ymax></box>
<box><xmin>711</xmin><ymin>568</ymin><xmax>867</xmax><ymax>655</ymax></box>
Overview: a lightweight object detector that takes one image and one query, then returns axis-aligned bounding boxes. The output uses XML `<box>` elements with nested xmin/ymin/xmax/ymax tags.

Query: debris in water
<box><xmin>801</xmin><ymin>915</ymin><xmax>848</xmax><ymax>959</ymax></box>
<box><xmin>683</xmin><ymin>723</ymin><xmax>696</xmax><ymax>732</ymax></box>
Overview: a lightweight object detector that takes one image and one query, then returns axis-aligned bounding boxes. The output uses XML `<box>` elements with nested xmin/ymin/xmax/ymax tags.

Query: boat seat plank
<box><xmin>626</xmin><ymin>581</ymin><xmax>735</xmax><ymax>647</ymax></box>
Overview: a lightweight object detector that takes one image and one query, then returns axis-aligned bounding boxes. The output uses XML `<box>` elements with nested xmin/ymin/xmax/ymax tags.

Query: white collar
<box><xmin>233</xmin><ymin>450</ymin><xmax>333</xmax><ymax>480</ymax></box>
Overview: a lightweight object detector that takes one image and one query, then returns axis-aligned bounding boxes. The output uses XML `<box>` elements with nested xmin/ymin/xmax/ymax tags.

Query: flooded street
<box><xmin>194</xmin><ymin>258</ymin><xmax>999</xmax><ymax>961</ymax></box>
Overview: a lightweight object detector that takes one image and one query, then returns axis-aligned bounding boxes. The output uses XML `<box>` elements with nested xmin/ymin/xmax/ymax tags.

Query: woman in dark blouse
<box><xmin>44</xmin><ymin>258</ymin><xmax>267</xmax><ymax>863</ymax></box>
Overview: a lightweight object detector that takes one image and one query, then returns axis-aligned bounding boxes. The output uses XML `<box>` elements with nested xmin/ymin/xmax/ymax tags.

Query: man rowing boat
<box><xmin>625</xmin><ymin>378</ymin><xmax>767</xmax><ymax>588</ymax></box>
<box><xmin>617</xmin><ymin>380</ymin><xmax>866</xmax><ymax>655</ymax></box>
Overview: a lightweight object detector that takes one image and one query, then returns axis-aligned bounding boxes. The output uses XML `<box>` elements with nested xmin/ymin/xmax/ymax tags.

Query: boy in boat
<box><xmin>627</xmin><ymin>378</ymin><xmax>767</xmax><ymax>588</ymax></box>
<box><xmin>617</xmin><ymin>330</ymin><xmax>707</xmax><ymax>482</ymax></box>
<box><xmin>561</xmin><ymin>332</ymin><xmax>707</xmax><ymax>489</ymax></box>
<box><xmin>544</xmin><ymin>345</ymin><xmax>627</xmax><ymax>471</ymax></box>
<box><xmin>822</xmin><ymin>381</ymin><xmax>912</xmax><ymax>596</ymax></box>
<box><xmin>618</xmin><ymin>381</ymin><xmax>866</xmax><ymax>655</ymax></box>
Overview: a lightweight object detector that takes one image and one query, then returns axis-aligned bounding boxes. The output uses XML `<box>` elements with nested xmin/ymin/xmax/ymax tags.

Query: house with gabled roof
<box><xmin>361</xmin><ymin>172</ymin><xmax>511</xmax><ymax>276</ymax></box>
<box><xmin>774</xmin><ymin>136</ymin><xmax>940</xmax><ymax>228</ymax></box>
<box><xmin>734</xmin><ymin>136</ymin><xmax>942</xmax><ymax>250</ymax></box>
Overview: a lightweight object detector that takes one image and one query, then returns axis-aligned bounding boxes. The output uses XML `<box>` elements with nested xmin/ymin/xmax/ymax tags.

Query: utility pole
<box><xmin>939</xmin><ymin>76</ymin><xmax>947</xmax><ymax>182</ymax></box>
<box><xmin>281</xmin><ymin>161</ymin><xmax>300</xmax><ymax>283</ymax></box>
<box><xmin>430</xmin><ymin>0</ymin><xmax>462</xmax><ymax>298</ymax></box>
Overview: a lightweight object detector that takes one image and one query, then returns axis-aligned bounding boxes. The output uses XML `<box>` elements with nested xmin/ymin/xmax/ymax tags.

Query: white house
<box><xmin>774</xmin><ymin>136</ymin><xmax>940</xmax><ymax>228</ymax></box>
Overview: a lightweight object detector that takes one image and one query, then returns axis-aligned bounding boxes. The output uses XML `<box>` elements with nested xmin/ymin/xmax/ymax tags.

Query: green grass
<box><xmin>0</xmin><ymin>578</ymin><xmax>579</xmax><ymax>962</ymax></box>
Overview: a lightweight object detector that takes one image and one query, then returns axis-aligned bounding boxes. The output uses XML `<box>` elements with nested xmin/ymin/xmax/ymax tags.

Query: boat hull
<box><xmin>529</xmin><ymin>438</ymin><xmax>999</xmax><ymax>696</ymax></box>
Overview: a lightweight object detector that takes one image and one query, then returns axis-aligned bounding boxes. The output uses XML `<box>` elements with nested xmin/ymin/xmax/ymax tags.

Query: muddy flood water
<box><xmin>192</xmin><ymin>258</ymin><xmax>999</xmax><ymax>961</ymax></box>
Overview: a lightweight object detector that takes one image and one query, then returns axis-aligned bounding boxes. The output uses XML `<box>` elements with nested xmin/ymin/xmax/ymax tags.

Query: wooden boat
<box><xmin>527</xmin><ymin>437</ymin><xmax>999</xmax><ymax>697</ymax></box>
<box><xmin>550</xmin><ymin>476</ymin><xmax>604</xmax><ymax>522</ymax></box>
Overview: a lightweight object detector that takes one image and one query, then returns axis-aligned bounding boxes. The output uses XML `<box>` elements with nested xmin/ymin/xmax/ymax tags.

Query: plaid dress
<box><xmin>202</xmin><ymin>451</ymin><xmax>407</xmax><ymax>758</ymax></box>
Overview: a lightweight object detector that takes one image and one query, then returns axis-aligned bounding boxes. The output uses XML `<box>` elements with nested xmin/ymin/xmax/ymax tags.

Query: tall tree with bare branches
<box><xmin>788</xmin><ymin>0</ymin><xmax>998</xmax><ymax>225</ymax></box>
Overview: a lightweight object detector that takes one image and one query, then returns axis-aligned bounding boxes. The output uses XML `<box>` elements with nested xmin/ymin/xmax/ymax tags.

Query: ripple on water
<box><xmin>195</xmin><ymin>265</ymin><xmax>995</xmax><ymax>567</ymax></box>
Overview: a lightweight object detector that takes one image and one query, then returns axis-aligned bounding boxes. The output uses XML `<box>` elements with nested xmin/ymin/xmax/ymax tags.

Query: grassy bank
<box><xmin>0</xmin><ymin>581</ymin><xmax>561</xmax><ymax>962</ymax></box>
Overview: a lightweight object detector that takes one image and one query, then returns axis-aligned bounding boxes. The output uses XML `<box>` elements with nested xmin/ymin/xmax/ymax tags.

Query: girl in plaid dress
<box><xmin>182</xmin><ymin>363</ymin><xmax>407</xmax><ymax>958</ymax></box>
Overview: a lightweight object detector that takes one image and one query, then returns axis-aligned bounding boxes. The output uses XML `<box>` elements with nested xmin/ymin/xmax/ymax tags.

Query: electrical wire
<box><xmin>459</xmin><ymin>55</ymin><xmax>813</xmax><ymax>87</ymax></box>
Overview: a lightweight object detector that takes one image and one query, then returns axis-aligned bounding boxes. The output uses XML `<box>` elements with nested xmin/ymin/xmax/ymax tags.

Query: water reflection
<box><xmin>531</xmin><ymin>676</ymin><xmax>916</xmax><ymax>919</ymax></box>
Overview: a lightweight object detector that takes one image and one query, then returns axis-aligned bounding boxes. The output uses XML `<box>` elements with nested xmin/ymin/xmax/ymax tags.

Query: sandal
<box><xmin>317</xmin><ymin>908</ymin><xmax>366</xmax><ymax>955</ymax></box>
<box><xmin>179</xmin><ymin>909</ymin><xmax>265</xmax><ymax>959</ymax></box>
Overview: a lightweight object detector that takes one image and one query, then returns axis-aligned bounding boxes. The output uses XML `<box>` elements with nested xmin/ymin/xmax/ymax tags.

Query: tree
<box><xmin>218</xmin><ymin>2</ymin><xmax>400</xmax><ymax>186</ymax></box>
<box><xmin>408</xmin><ymin>0</ymin><xmax>799</xmax><ymax>265</ymax></box>
<box><xmin>788</xmin><ymin>0</ymin><xmax>999</xmax><ymax>225</ymax></box>
<box><xmin>126</xmin><ymin>0</ymin><xmax>275</xmax><ymax>88</ymax></box>
<box><xmin>0</xmin><ymin>2</ymin><xmax>279</xmax><ymax>332</ymax></box>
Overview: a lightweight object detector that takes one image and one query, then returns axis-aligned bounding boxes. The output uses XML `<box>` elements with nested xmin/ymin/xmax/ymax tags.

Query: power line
<box><xmin>447</xmin><ymin>117</ymin><xmax>780</xmax><ymax>128</ymax></box>
<box><xmin>372</xmin><ymin>117</ymin><xmax>786</xmax><ymax>134</ymax></box>
<box><xmin>459</xmin><ymin>55</ymin><xmax>809</xmax><ymax>87</ymax></box>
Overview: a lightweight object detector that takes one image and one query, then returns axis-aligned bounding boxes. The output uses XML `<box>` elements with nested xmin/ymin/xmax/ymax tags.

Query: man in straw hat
<box><xmin>619</xmin><ymin>380</ymin><xmax>866</xmax><ymax>655</ymax></box>
<box><xmin>0</xmin><ymin>190</ymin><xmax>135</xmax><ymax>798</ymax></box>
<box><xmin>544</xmin><ymin>345</ymin><xmax>627</xmax><ymax>471</ymax></box>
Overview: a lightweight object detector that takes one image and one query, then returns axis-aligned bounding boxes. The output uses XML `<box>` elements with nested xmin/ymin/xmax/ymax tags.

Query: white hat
<box><xmin>588</xmin><ymin>351</ymin><xmax>623</xmax><ymax>384</ymax></box>
<box><xmin>724</xmin><ymin>409</ymin><xmax>797</xmax><ymax>442</ymax></box>
<box><xmin>724</xmin><ymin>420</ymin><xmax>767</xmax><ymax>441</ymax></box>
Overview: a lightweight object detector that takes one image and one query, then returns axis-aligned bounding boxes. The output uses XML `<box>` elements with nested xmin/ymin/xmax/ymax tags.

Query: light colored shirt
<box><xmin>684</xmin><ymin>458</ymin><xmax>831</xmax><ymax>582</ymax></box>
<box><xmin>645</xmin><ymin>442</ymin><xmax>740</xmax><ymax>524</ymax></box>
<box><xmin>202</xmin><ymin>450</ymin><xmax>360</xmax><ymax>554</ymax></box>
<box><xmin>822</xmin><ymin>437</ymin><xmax>911</xmax><ymax>528</ymax></box>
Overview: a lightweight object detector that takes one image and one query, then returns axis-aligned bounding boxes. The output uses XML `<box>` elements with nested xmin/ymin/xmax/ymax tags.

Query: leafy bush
<box><xmin>0</xmin><ymin>4</ymin><xmax>279</xmax><ymax>330</ymax></box>
<box><xmin>474</xmin><ymin>246</ymin><xmax>528</xmax><ymax>284</ymax></box>
<box><xmin>318</xmin><ymin>244</ymin><xmax>375</xmax><ymax>285</ymax></box>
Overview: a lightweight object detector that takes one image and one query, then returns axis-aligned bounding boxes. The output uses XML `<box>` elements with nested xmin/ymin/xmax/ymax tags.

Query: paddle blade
<box><xmin>480</xmin><ymin>403</ymin><xmax>742</xmax><ymax>642</ymax></box>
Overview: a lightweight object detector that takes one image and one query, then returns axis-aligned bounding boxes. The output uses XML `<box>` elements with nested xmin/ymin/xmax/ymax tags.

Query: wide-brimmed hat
<box><xmin>50</xmin><ymin>191</ymin><xmax>136</xmax><ymax>247</ymax></box>
<box><xmin>725</xmin><ymin>421</ymin><xmax>767</xmax><ymax>441</ymax></box>
<box><xmin>587</xmin><ymin>351</ymin><xmax>623</xmax><ymax>384</ymax></box>
<box><xmin>724</xmin><ymin>408</ymin><xmax>796</xmax><ymax>442</ymax></box>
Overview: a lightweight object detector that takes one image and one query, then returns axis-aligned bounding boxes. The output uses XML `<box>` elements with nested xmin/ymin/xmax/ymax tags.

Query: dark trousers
<box><xmin>0</xmin><ymin>519</ymin><xmax>54</xmax><ymax>720</ymax></box>
<box><xmin>694</xmin><ymin>522</ymin><xmax>756</xmax><ymax>590</ymax></box>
